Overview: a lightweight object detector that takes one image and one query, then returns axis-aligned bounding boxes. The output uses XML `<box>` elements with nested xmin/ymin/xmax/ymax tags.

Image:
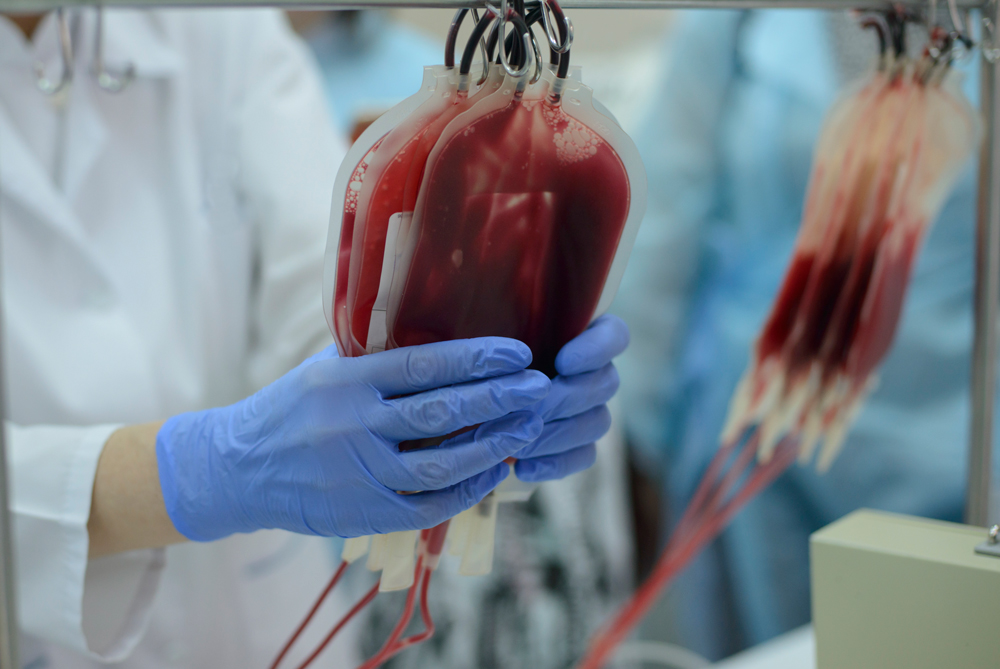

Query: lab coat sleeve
<box><xmin>235</xmin><ymin>12</ymin><xmax>349</xmax><ymax>389</ymax></box>
<box><xmin>9</xmin><ymin>422</ymin><xmax>165</xmax><ymax>660</ymax></box>
<box><xmin>612</xmin><ymin>10</ymin><xmax>744</xmax><ymax>466</ymax></box>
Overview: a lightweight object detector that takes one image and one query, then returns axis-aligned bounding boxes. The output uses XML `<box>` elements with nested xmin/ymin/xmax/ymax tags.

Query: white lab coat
<box><xmin>0</xmin><ymin>9</ymin><xmax>360</xmax><ymax>667</ymax></box>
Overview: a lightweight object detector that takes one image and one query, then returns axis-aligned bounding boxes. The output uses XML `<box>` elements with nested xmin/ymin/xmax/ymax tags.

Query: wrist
<box><xmin>88</xmin><ymin>421</ymin><xmax>186</xmax><ymax>557</ymax></box>
<box><xmin>156</xmin><ymin>409</ymin><xmax>247</xmax><ymax>542</ymax></box>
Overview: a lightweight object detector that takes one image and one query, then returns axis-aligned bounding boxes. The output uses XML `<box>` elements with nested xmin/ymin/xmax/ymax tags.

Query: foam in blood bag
<box><xmin>327</xmin><ymin>56</ymin><xmax>644</xmax><ymax>375</ymax></box>
<box><xmin>387</xmin><ymin>74</ymin><xmax>637</xmax><ymax>376</ymax></box>
<box><xmin>346</xmin><ymin>67</ymin><xmax>508</xmax><ymax>354</ymax></box>
<box><xmin>333</xmin><ymin>141</ymin><xmax>382</xmax><ymax>356</ymax></box>
<box><xmin>327</xmin><ymin>66</ymin><xmax>443</xmax><ymax>356</ymax></box>
<box><xmin>346</xmin><ymin>67</ymin><xmax>457</xmax><ymax>354</ymax></box>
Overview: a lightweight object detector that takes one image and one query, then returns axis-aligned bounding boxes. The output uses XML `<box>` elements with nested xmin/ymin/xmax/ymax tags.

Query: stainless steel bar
<box><xmin>0</xmin><ymin>425</ymin><xmax>17</xmax><ymax>669</ymax></box>
<box><xmin>0</xmin><ymin>0</ymin><xmax>987</xmax><ymax>13</ymax></box>
<box><xmin>970</xmin><ymin>3</ymin><xmax>1000</xmax><ymax>528</ymax></box>
<box><xmin>0</xmin><ymin>156</ymin><xmax>16</xmax><ymax>669</ymax></box>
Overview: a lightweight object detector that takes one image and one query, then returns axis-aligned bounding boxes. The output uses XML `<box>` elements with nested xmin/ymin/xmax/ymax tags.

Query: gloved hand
<box><xmin>156</xmin><ymin>338</ymin><xmax>550</xmax><ymax>541</ymax></box>
<box><xmin>514</xmin><ymin>314</ymin><xmax>630</xmax><ymax>482</ymax></box>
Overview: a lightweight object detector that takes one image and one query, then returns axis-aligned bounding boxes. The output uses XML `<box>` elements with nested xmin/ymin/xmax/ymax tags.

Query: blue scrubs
<box><xmin>615</xmin><ymin>9</ymin><xmax>983</xmax><ymax>660</ymax></box>
<box><xmin>303</xmin><ymin>11</ymin><xmax>443</xmax><ymax>136</ymax></box>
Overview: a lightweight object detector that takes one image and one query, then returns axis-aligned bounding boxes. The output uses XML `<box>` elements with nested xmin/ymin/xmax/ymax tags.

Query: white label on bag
<box><xmin>367</xmin><ymin>212</ymin><xmax>409</xmax><ymax>354</ymax></box>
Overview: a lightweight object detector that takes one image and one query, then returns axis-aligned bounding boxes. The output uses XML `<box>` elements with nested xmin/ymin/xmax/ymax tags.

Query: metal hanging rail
<box><xmin>0</xmin><ymin>2</ymin><xmax>996</xmax><ymax>668</ymax></box>
<box><xmin>970</xmin><ymin>0</ymin><xmax>1000</xmax><ymax>528</ymax></box>
<box><xmin>0</xmin><ymin>0</ymin><xmax>989</xmax><ymax>11</ymax></box>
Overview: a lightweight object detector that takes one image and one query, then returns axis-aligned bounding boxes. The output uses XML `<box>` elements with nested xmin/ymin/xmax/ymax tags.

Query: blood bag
<box><xmin>325</xmin><ymin>18</ymin><xmax>644</xmax><ymax>376</ymax></box>
<box><xmin>384</xmin><ymin>62</ymin><xmax>645</xmax><ymax>376</ymax></box>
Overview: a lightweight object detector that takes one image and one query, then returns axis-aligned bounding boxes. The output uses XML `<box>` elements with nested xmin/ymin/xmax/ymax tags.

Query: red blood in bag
<box><xmin>757</xmin><ymin>255</ymin><xmax>814</xmax><ymax>363</ymax></box>
<box><xmin>390</xmin><ymin>97</ymin><xmax>630</xmax><ymax>376</ymax></box>
<box><xmin>785</xmin><ymin>256</ymin><xmax>852</xmax><ymax>377</ymax></box>
<box><xmin>351</xmin><ymin>130</ymin><xmax>430</xmax><ymax>350</ymax></box>
<box><xmin>335</xmin><ymin>140</ymin><xmax>383</xmax><ymax>356</ymax></box>
<box><xmin>846</xmin><ymin>224</ymin><xmax>921</xmax><ymax>381</ymax></box>
<box><xmin>403</xmin><ymin>88</ymin><xmax>488</xmax><ymax>213</ymax></box>
<box><xmin>350</xmin><ymin>84</ymin><xmax>494</xmax><ymax>352</ymax></box>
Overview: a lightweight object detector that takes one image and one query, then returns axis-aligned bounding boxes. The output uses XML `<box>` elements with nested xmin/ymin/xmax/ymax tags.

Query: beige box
<box><xmin>811</xmin><ymin>509</ymin><xmax>1000</xmax><ymax>669</ymax></box>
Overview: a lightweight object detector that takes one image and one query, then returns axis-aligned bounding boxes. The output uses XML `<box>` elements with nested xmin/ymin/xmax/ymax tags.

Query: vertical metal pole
<box><xmin>0</xmin><ymin>44</ymin><xmax>16</xmax><ymax>665</ymax></box>
<box><xmin>969</xmin><ymin>3</ymin><xmax>1000</xmax><ymax>528</ymax></box>
<box><xmin>0</xmin><ymin>422</ymin><xmax>17</xmax><ymax>669</ymax></box>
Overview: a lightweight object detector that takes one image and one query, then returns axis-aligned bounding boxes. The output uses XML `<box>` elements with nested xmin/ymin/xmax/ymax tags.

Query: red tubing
<box><xmin>376</xmin><ymin>568</ymin><xmax>436</xmax><ymax>659</ymax></box>
<box><xmin>425</xmin><ymin>521</ymin><xmax>450</xmax><ymax>558</ymax></box>
<box><xmin>669</xmin><ymin>437</ymin><xmax>752</xmax><ymax>548</ymax></box>
<box><xmin>354</xmin><ymin>555</ymin><xmax>427</xmax><ymax>669</ymax></box>
<box><xmin>577</xmin><ymin>437</ymin><xmax>799</xmax><ymax>669</ymax></box>
<box><xmin>663</xmin><ymin>441</ymin><xmax>799</xmax><ymax>586</ymax></box>
<box><xmin>414</xmin><ymin>568</ymin><xmax>435</xmax><ymax>641</ymax></box>
<box><xmin>279</xmin><ymin>523</ymin><xmax>447</xmax><ymax>669</ymax></box>
<box><xmin>679</xmin><ymin>441</ymin><xmax>737</xmax><ymax>528</ymax></box>
<box><xmin>271</xmin><ymin>561</ymin><xmax>350</xmax><ymax>669</ymax></box>
<box><xmin>294</xmin><ymin>581</ymin><xmax>381</xmax><ymax>669</ymax></box>
<box><xmin>676</xmin><ymin>433</ymin><xmax>762</xmax><ymax>543</ymax></box>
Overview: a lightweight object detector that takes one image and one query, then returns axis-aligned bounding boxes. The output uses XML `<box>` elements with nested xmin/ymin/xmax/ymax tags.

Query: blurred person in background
<box><xmin>288</xmin><ymin>11</ymin><xmax>637</xmax><ymax>668</ymax></box>
<box><xmin>615</xmin><ymin>8</ymin><xmax>979</xmax><ymax>661</ymax></box>
<box><xmin>288</xmin><ymin>10</ymin><xmax>441</xmax><ymax>141</ymax></box>
<box><xmin>3</xmin><ymin>9</ymin><xmax>362</xmax><ymax>666</ymax></box>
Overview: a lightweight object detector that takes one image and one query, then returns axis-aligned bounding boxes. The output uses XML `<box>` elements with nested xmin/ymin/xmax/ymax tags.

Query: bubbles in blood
<box><xmin>349</xmin><ymin>87</ymin><xmax>493</xmax><ymax>352</ymax></box>
<box><xmin>350</xmin><ymin>130</ymin><xmax>430</xmax><ymax>351</ymax></box>
<box><xmin>390</xmin><ymin>96</ymin><xmax>631</xmax><ymax>377</ymax></box>
<box><xmin>335</xmin><ymin>140</ymin><xmax>383</xmax><ymax>357</ymax></box>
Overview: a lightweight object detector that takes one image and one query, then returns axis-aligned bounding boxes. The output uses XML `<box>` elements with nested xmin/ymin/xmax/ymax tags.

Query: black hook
<box><xmin>860</xmin><ymin>14</ymin><xmax>890</xmax><ymax>56</ymax></box>
<box><xmin>548</xmin><ymin>0</ymin><xmax>572</xmax><ymax>79</ymax></box>
<box><xmin>445</xmin><ymin>8</ymin><xmax>470</xmax><ymax>69</ymax></box>
<box><xmin>461</xmin><ymin>10</ymin><xmax>508</xmax><ymax>76</ymax></box>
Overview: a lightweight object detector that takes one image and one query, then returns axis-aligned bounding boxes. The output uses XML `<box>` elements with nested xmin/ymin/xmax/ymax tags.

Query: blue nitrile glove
<box><xmin>156</xmin><ymin>338</ymin><xmax>550</xmax><ymax>541</ymax></box>
<box><xmin>514</xmin><ymin>314</ymin><xmax>631</xmax><ymax>482</ymax></box>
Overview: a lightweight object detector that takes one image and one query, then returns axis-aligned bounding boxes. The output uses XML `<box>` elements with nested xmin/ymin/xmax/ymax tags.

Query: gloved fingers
<box><xmin>380</xmin><ymin>411</ymin><xmax>543</xmax><ymax>491</ymax></box>
<box><xmin>375</xmin><ymin>370</ymin><xmax>550</xmax><ymax>442</ymax></box>
<box><xmin>533</xmin><ymin>363</ymin><xmax>619</xmax><ymax>422</ymax></box>
<box><xmin>391</xmin><ymin>462</ymin><xmax>509</xmax><ymax>530</ymax></box>
<box><xmin>514</xmin><ymin>405</ymin><xmax>612</xmax><ymax>460</ymax></box>
<box><xmin>554</xmin><ymin>314</ymin><xmax>630</xmax><ymax>377</ymax></box>
<box><xmin>514</xmin><ymin>444</ymin><xmax>597</xmax><ymax>482</ymax></box>
<box><xmin>355</xmin><ymin>337</ymin><xmax>533</xmax><ymax>396</ymax></box>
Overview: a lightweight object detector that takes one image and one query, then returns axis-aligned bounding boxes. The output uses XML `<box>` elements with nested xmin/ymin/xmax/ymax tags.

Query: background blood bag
<box><xmin>721</xmin><ymin>54</ymin><xmax>981</xmax><ymax>468</ymax></box>
<box><xmin>577</xmin><ymin>20</ymin><xmax>983</xmax><ymax>669</ymax></box>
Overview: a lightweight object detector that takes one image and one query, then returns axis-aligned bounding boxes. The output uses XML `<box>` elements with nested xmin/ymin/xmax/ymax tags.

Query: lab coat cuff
<box><xmin>10</xmin><ymin>422</ymin><xmax>165</xmax><ymax>660</ymax></box>
<box><xmin>80</xmin><ymin>547</ymin><xmax>166</xmax><ymax>661</ymax></box>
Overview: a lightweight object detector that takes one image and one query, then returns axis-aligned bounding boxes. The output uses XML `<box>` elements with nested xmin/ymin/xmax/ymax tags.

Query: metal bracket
<box><xmin>974</xmin><ymin>525</ymin><xmax>1000</xmax><ymax>557</ymax></box>
<box><xmin>974</xmin><ymin>541</ymin><xmax>1000</xmax><ymax>557</ymax></box>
